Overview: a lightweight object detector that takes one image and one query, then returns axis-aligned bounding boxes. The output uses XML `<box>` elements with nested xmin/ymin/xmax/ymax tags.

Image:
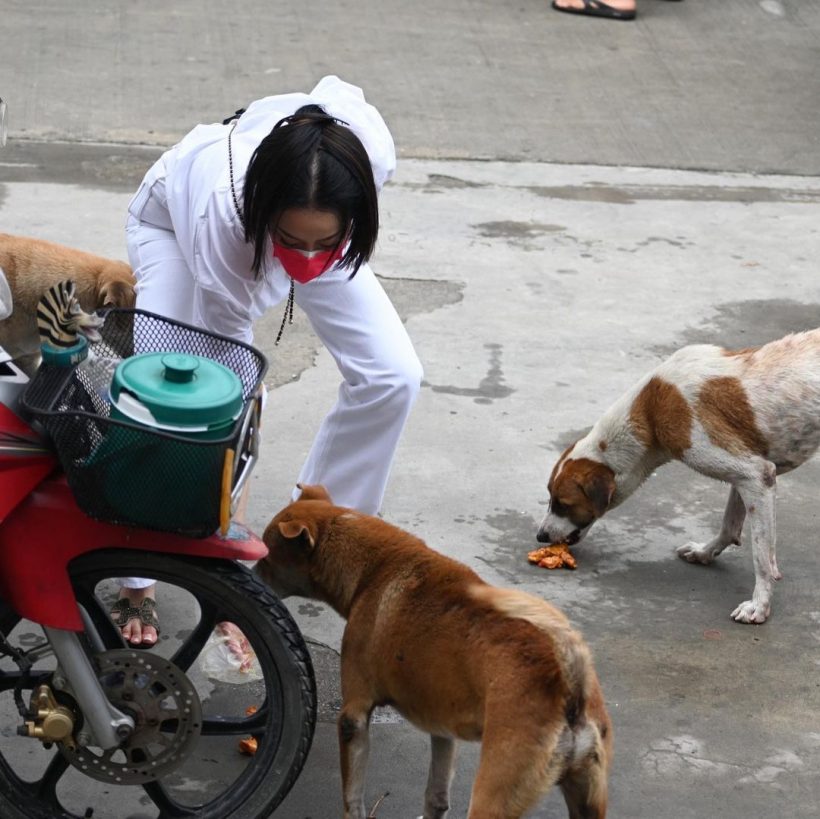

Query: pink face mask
<box><xmin>272</xmin><ymin>242</ymin><xmax>345</xmax><ymax>284</ymax></box>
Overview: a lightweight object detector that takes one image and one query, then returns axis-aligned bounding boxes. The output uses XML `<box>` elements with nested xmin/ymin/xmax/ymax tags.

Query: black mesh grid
<box><xmin>21</xmin><ymin>309</ymin><xmax>267</xmax><ymax>538</ymax></box>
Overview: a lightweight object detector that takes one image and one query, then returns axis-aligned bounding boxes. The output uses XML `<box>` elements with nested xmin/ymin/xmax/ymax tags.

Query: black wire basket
<box><xmin>21</xmin><ymin>309</ymin><xmax>268</xmax><ymax>538</ymax></box>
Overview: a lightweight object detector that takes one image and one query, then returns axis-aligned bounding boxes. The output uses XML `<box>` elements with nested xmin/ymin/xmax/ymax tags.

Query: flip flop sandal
<box><xmin>110</xmin><ymin>597</ymin><xmax>161</xmax><ymax>649</ymax></box>
<box><xmin>551</xmin><ymin>0</ymin><xmax>636</xmax><ymax>20</ymax></box>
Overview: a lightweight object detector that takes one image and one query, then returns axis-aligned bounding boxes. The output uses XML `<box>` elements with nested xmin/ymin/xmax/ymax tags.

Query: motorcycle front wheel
<box><xmin>0</xmin><ymin>549</ymin><xmax>316</xmax><ymax>819</ymax></box>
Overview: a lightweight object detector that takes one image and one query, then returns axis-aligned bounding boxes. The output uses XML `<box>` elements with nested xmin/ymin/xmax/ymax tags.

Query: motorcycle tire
<box><xmin>0</xmin><ymin>549</ymin><xmax>316</xmax><ymax>819</ymax></box>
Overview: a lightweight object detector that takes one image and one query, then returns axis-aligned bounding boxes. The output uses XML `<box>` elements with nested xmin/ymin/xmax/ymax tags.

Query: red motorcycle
<box><xmin>0</xmin><ymin>294</ymin><xmax>316</xmax><ymax>818</ymax></box>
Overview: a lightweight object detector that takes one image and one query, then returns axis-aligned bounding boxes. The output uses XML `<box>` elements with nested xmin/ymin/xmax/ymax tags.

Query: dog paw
<box><xmin>676</xmin><ymin>541</ymin><xmax>715</xmax><ymax>565</ymax></box>
<box><xmin>730</xmin><ymin>599</ymin><xmax>770</xmax><ymax>624</ymax></box>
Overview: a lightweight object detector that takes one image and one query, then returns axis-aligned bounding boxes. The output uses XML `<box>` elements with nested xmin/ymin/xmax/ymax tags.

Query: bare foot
<box><xmin>553</xmin><ymin>0</ymin><xmax>637</xmax><ymax>14</ymax></box>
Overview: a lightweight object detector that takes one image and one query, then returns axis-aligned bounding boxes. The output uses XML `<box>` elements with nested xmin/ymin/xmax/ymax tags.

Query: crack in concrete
<box><xmin>641</xmin><ymin>734</ymin><xmax>809</xmax><ymax>788</ymax></box>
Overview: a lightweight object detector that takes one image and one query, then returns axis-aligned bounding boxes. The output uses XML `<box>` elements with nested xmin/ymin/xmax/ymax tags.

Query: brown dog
<box><xmin>0</xmin><ymin>232</ymin><xmax>135</xmax><ymax>372</ymax></box>
<box><xmin>258</xmin><ymin>485</ymin><xmax>612</xmax><ymax>819</ymax></box>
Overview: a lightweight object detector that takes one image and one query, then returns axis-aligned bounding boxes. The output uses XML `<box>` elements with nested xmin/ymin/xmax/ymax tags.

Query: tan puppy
<box><xmin>0</xmin><ymin>233</ymin><xmax>135</xmax><ymax>372</ymax></box>
<box><xmin>537</xmin><ymin>331</ymin><xmax>820</xmax><ymax>624</ymax></box>
<box><xmin>258</xmin><ymin>485</ymin><xmax>612</xmax><ymax>819</ymax></box>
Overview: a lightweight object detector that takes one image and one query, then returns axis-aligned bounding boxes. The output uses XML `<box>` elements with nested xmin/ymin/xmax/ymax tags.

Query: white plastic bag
<box><xmin>199</xmin><ymin>621</ymin><xmax>262</xmax><ymax>684</ymax></box>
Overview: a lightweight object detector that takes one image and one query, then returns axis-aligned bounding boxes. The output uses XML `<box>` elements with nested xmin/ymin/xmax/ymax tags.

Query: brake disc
<box><xmin>60</xmin><ymin>648</ymin><xmax>202</xmax><ymax>784</ymax></box>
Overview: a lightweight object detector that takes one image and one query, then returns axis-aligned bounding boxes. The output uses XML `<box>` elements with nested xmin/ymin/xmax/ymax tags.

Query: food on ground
<box><xmin>238</xmin><ymin>736</ymin><xmax>258</xmax><ymax>755</ymax></box>
<box><xmin>238</xmin><ymin>705</ymin><xmax>259</xmax><ymax>754</ymax></box>
<box><xmin>527</xmin><ymin>543</ymin><xmax>577</xmax><ymax>570</ymax></box>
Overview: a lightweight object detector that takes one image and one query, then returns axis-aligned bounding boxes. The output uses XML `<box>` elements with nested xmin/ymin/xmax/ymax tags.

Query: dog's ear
<box><xmin>278</xmin><ymin>519</ymin><xmax>318</xmax><ymax>549</ymax></box>
<box><xmin>296</xmin><ymin>483</ymin><xmax>333</xmax><ymax>503</ymax></box>
<box><xmin>582</xmin><ymin>469</ymin><xmax>616</xmax><ymax>518</ymax></box>
<box><xmin>97</xmin><ymin>277</ymin><xmax>136</xmax><ymax>308</ymax></box>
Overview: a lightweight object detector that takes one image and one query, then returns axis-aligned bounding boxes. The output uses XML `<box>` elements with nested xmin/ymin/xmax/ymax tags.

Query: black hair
<box><xmin>242</xmin><ymin>104</ymin><xmax>379</xmax><ymax>278</ymax></box>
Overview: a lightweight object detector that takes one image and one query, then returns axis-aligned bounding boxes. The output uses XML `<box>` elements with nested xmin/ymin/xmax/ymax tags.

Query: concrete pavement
<box><xmin>2</xmin><ymin>1</ymin><xmax>820</xmax><ymax>817</ymax></box>
<box><xmin>4</xmin><ymin>1</ymin><xmax>820</xmax><ymax>175</ymax></box>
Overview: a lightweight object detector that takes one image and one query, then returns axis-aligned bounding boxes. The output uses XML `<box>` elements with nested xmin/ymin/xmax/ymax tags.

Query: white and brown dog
<box><xmin>0</xmin><ymin>232</ymin><xmax>135</xmax><ymax>373</ymax></box>
<box><xmin>537</xmin><ymin>331</ymin><xmax>820</xmax><ymax>625</ymax></box>
<box><xmin>258</xmin><ymin>485</ymin><xmax>612</xmax><ymax>819</ymax></box>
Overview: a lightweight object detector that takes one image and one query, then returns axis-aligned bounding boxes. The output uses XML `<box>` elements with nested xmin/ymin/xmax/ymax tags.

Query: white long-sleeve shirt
<box><xmin>127</xmin><ymin>76</ymin><xmax>396</xmax><ymax>342</ymax></box>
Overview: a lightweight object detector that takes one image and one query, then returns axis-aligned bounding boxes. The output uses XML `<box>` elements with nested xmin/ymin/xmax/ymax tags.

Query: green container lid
<box><xmin>110</xmin><ymin>352</ymin><xmax>243</xmax><ymax>433</ymax></box>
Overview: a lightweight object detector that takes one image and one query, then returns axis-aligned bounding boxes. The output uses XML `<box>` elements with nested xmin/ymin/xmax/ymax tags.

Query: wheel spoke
<box><xmin>200</xmin><ymin>704</ymin><xmax>270</xmax><ymax>736</ymax></box>
<box><xmin>142</xmin><ymin>780</ymin><xmax>198</xmax><ymax>817</ymax></box>
<box><xmin>170</xmin><ymin>599</ymin><xmax>220</xmax><ymax>671</ymax></box>
<box><xmin>35</xmin><ymin>751</ymin><xmax>71</xmax><ymax>809</ymax></box>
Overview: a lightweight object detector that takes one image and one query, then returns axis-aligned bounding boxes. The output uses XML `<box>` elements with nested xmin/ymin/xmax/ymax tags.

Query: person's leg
<box><xmin>126</xmin><ymin>214</ymin><xmax>196</xmax><ymax>324</ymax></box>
<box><xmin>293</xmin><ymin>264</ymin><xmax>423</xmax><ymax>514</ymax></box>
<box><xmin>113</xmin><ymin>215</ymin><xmax>196</xmax><ymax>643</ymax></box>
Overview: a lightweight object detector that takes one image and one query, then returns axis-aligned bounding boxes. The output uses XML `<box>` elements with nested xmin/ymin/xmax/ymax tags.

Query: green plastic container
<box><xmin>90</xmin><ymin>352</ymin><xmax>244</xmax><ymax>534</ymax></box>
<box><xmin>110</xmin><ymin>352</ymin><xmax>243</xmax><ymax>438</ymax></box>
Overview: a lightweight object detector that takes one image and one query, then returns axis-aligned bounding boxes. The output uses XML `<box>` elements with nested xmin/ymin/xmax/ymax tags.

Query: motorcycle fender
<box><xmin>0</xmin><ymin>476</ymin><xmax>269</xmax><ymax>631</ymax></box>
<box><xmin>0</xmin><ymin>457</ymin><xmax>56</xmax><ymax>522</ymax></box>
<box><xmin>0</xmin><ymin>403</ymin><xmax>57</xmax><ymax>521</ymax></box>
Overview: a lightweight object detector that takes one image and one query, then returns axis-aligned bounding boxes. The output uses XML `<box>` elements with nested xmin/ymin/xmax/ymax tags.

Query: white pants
<box><xmin>117</xmin><ymin>213</ymin><xmax>422</xmax><ymax>590</ymax></box>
